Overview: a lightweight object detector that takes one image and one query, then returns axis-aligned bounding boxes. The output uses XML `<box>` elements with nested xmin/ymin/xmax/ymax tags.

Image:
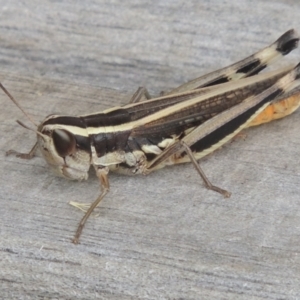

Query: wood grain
<box><xmin>1</xmin><ymin>1</ymin><xmax>300</xmax><ymax>299</ymax></box>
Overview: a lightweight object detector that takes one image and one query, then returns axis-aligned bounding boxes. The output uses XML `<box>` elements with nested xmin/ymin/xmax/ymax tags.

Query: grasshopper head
<box><xmin>0</xmin><ymin>82</ymin><xmax>91</xmax><ymax>181</ymax></box>
<box><xmin>37</xmin><ymin>116</ymin><xmax>91</xmax><ymax>181</ymax></box>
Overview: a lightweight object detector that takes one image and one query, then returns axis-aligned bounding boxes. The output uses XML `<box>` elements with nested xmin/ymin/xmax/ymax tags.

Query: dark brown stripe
<box><xmin>236</xmin><ymin>59</ymin><xmax>261</xmax><ymax>74</ymax></box>
<box><xmin>276</xmin><ymin>29</ymin><xmax>299</xmax><ymax>55</ymax></box>
<box><xmin>191</xmin><ymin>88</ymin><xmax>284</xmax><ymax>153</ymax></box>
<box><xmin>43</xmin><ymin>116</ymin><xmax>86</xmax><ymax>128</ymax></box>
<box><xmin>82</xmin><ymin>108</ymin><xmax>131</xmax><ymax>127</ymax></box>
<box><xmin>201</xmin><ymin>77</ymin><xmax>229</xmax><ymax>88</ymax></box>
<box><xmin>204</xmin><ymin>61</ymin><xmax>267</xmax><ymax>89</ymax></box>
<box><xmin>126</xmin><ymin>92</ymin><xmax>204</xmax><ymax>120</ymax></box>
<box><xmin>247</xmin><ymin>64</ymin><xmax>267</xmax><ymax>76</ymax></box>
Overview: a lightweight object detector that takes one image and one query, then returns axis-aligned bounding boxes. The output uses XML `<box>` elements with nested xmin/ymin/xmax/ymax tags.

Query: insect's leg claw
<box><xmin>6</xmin><ymin>142</ymin><xmax>38</xmax><ymax>159</ymax></box>
<box><xmin>6</xmin><ymin>149</ymin><xmax>34</xmax><ymax>159</ymax></box>
<box><xmin>69</xmin><ymin>201</ymin><xmax>91</xmax><ymax>212</ymax></box>
<box><xmin>72</xmin><ymin>237</ymin><xmax>80</xmax><ymax>244</ymax></box>
<box><xmin>207</xmin><ymin>184</ymin><xmax>231</xmax><ymax>198</ymax></box>
<box><xmin>220</xmin><ymin>188</ymin><xmax>231</xmax><ymax>198</ymax></box>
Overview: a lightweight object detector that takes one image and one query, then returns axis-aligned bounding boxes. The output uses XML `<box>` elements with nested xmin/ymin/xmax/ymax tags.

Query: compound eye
<box><xmin>52</xmin><ymin>129</ymin><xmax>76</xmax><ymax>157</ymax></box>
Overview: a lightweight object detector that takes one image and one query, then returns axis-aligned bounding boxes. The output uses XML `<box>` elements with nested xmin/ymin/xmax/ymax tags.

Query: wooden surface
<box><xmin>1</xmin><ymin>1</ymin><xmax>300</xmax><ymax>299</ymax></box>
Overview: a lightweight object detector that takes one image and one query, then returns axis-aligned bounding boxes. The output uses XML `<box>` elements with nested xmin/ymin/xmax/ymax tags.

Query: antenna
<box><xmin>16</xmin><ymin>120</ymin><xmax>46</xmax><ymax>139</ymax></box>
<box><xmin>0</xmin><ymin>82</ymin><xmax>38</xmax><ymax>127</ymax></box>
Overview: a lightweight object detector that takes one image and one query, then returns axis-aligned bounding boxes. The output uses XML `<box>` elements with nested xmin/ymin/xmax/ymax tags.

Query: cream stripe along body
<box><xmin>4</xmin><ymin>29</ymin><xmax>300</xmax><ymax>243</ymax></box>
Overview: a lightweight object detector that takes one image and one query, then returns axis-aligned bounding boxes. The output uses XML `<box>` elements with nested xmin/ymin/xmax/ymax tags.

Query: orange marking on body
<box><xmin>248</xmin><ymin>93</ymin><xmax>300</xmax><ymax>127</ymax></box>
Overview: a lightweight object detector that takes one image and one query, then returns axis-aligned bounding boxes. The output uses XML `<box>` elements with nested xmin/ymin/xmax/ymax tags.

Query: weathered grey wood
<box><xmin>1</xmin><ymin>1</ymin><xmax>300</xmax><ymax>299</ymax></box>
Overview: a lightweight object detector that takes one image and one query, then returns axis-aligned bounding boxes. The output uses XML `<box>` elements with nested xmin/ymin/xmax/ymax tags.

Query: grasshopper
<box><xmin>2</xmin><ymin>29</ymin><xmax>300</xmax><ymax>244</ymax></box>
